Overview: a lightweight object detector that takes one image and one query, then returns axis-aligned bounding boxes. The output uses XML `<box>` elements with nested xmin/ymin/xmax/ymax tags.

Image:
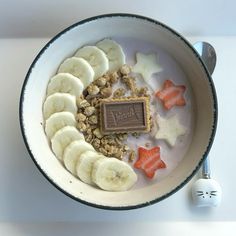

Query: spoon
<box><xmin>193</xmin><ymin>41</ymin><xmax>216</xmax><ymax>75</ymax></box>
<box><xmin>191</xmin><ymin>42</ymin><xmax>222</xmax><ymax>207</ymax></box>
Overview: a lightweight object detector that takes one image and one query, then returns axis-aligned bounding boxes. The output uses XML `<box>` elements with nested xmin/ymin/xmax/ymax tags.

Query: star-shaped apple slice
<box><xmin>155</xmin><ymin>114</ymin><xmax>187</xmax><ymax>146</ymax></box>
<box><xmin>132</xmin><ymin>52</ymin><xmax>162</xmax><ymax>82</ymax></box>
<box><xmin>155</xmin><ymin>80</ymin><xmax>186</xmax><ymax>110</ymax></box>
<box><xmin>134</xmin><ymin>146</ymin><xmax>166</xmax><ymax>179</ymax></box>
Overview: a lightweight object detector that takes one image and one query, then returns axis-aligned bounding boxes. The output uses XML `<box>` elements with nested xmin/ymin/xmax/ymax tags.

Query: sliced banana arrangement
<box><xmin>43</xmin><ymin>93</ymin><xmax>77</xmax><ymax>119</ymax></box>
<box><xmin>45</xmin><ymin>111</ymin><xmax>76</xmax><ymax>139</ymax></box>
<box><xmin>58</xmin><ymin>57</ymin><xmax>94</xmax><ymax>88</ymax></box>
<box><xmin>75</xmin><ymin>46</ymin><xmax>109</xmax><ymax>79</ymax></box>
<box><xmin>96</xmin><ymin>38</ymin><xmax>125</xmax><ymax>72</ymax></box>
<box><xmin>51</xmin><ymin>126</ymin><xmax>84</xmax><ymax>160</ymax></box>
<box><xmin>42</xmin><ymin>38</ymin><xmax>139</xmax><ymax>192</ymax></box>
<box><xmin>92</xmin><ymin>158</ymin><xmax>137</xmax><ymax>191</ymax></box>
<box><xmin>63</xmin><ymin>140</ymin><xmax>95</xmax><ymax>175</ymax></box>
<box><xmin>76</xmin><ymin>150</ymin><xmax>105</xmax><ymax>185</ymax></box>
<box><xmin>47</xmin><ymin>73</ymin><xmax>84</xmax><ymax>98</ymax></box>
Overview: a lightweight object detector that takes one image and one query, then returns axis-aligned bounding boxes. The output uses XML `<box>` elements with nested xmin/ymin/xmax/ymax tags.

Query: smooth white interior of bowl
<box><xmin>21</xmin><ymin>16</ymin><xmax>215</xmax><ymax>208</ymax></box>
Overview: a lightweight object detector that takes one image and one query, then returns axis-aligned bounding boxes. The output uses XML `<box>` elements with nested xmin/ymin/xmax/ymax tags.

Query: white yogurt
<box><xmin>113</xmin><ymin>37</ymin><xmax>195</xmax><ymax>188</ymax></box>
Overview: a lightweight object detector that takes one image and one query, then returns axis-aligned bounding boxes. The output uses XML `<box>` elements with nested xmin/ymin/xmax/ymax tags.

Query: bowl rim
<box><xmin>19</xmin><ymin>13</ymin><xmax>218</xmax><ymax>210</ymax></box>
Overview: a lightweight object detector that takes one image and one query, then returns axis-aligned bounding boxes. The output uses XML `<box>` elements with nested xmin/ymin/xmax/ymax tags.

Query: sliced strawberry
<box><xmin>155</xmin><ymin>80</ymin><xmax>186</xmax><ymax>110</ymax></box>
<box><xmin>164</xmin><ymin>80</ymin><xmax>174</xmax><ymax>88</ymax></box>
<box><xmin>176</xmin><ymin>96</ymin><xmax>186</xmax><ymax>106</ymax></box>
<box><xmin>134</xmin><ymin>146</ymin><xmax>166</xmax><ymax>179</ymax></box>
<box><xmin>144</xmin><ymin>170</ymin><xmax>156</xmax><ymax>179</ymax></box>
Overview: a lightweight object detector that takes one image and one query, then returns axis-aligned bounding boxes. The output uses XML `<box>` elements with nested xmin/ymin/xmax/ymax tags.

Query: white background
<box><xmin>0</xmin><ymin>0</ymin><xmax>236</xmax><ymax>235</ymax></box>
<box><xmin>1</xmin><ymin>0</ymin><xmax>236</xmax><ymax>37</ymax></box>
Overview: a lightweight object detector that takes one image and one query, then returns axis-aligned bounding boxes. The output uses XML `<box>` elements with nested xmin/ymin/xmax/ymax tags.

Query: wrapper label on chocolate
<box><xmin>100</xmin><ymin>97</ymin><xmax>150</xmax><ymax>134</ymax></box>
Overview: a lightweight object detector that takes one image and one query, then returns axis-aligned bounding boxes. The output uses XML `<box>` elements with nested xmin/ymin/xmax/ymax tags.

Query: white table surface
<box><xmin>1</xmin><ymin>0</ymin><xmax>236</xmax><ymax>37</ymax></box>
<box><xmin>0</xmin><ymin>36</ymin><xmax>235</xmax><ymax>233</ymax></box>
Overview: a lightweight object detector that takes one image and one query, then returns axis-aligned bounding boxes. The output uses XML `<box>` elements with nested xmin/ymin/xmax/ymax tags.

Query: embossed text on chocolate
<box><xmin>111</xmin><ymin>105</ymin><xmax>139</xmax><ymax>125</ymax></box>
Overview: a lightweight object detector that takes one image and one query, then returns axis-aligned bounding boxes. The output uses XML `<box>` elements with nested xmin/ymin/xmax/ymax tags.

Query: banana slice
<box><xmin>51</xmin><ymin>126</ymin><xmax>84</xmax><ymax>160</ymax></box>
<box><xmin>76</xmin><ymin>150</ymin><xmax>104</xmax><ymax>185</ymax></box>
<box><xmin>96</xmin><ymin>39</ymin><xmax>125</xmax><ymax>72</ymax></box>
<box><xmin>63</xmin><ymin>140</ymin><xmax>95</xmax><ymax>175</ymax></box>
<box><xmin>92</xmin><ymin>158</ymin><xmax>137</xmax><ymax>191</ymax></box>
<box><xmin>58</xmin><ymin>57</ymin><xmax>94</xmax><ymax>88</ymax></box>
<box><xmin>75</xmin><ymin>46</ymin><xmax>109</xmax><ymax>79</ymax></box>
<box><xmin>45</xmin><ymin>112</ymin><xmax>76</xmax><ymax>139</ymax></box>
<box><xmin>43</xmin><ymin>93</ymin><xmax>77</xmax><ymax>120</ymax></box>
<box><xmin>47</xmin><ymin>73</ymin><xmax>84</xmax><ymax>97</ymax></box>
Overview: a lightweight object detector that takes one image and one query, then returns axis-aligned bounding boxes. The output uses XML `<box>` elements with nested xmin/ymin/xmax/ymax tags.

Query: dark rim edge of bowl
<box><xmin>19</xmin><ymin>13</ymin><xmax>218</xmax><ymax>211</ymax></box>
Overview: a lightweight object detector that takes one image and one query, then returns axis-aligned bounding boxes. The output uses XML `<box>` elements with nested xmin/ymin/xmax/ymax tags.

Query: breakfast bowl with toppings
<box><xmin>19</xmin><ymin>14</ymin><xmax>217</xmax><ymax>209</ymax></box>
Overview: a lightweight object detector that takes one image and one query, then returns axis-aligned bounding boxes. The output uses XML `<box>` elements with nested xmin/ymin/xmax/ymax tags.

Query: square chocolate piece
<box><xmin>100</xmin><ymin>97</ymin><xmax>150</xmax><ymax>134</ymax></box>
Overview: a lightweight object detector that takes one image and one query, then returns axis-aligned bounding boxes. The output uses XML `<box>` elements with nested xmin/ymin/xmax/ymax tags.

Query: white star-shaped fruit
<box><xmin>155</xmin><ymin>115</ymin><xmax>187</xmax><ymax>146</ymax></box>
<box><xmin>132</xmin><ymin>52</ymin><xmax>162</xmax><ymax>82</ymax></box>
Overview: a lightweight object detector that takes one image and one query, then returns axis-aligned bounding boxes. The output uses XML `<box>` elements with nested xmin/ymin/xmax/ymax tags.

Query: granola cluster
<box><xmin>76</xmin><ymin>64</ymin><xmax>151</xmax><ymax>161</ymax></box>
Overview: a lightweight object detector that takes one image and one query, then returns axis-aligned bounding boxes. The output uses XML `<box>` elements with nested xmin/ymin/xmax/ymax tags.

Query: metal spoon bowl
<box><xmin>194</xmin><ymin>41</ymin><xmax>217</xmax><ymax>75</ymax></box>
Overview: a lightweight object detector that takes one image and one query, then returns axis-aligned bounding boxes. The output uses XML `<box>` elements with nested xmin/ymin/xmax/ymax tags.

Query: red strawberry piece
<box><xmin>155</xmin><ymin>80</ymin><xmax>186</xmax><ymax>110</ymax></box>
<box><xmin>134</xmin><ymin>146</ymin><xmax>166</xmax><ymax>179</ymax></box>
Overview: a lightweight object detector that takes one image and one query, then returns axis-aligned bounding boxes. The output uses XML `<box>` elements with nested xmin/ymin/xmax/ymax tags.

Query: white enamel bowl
<box><xmin>19</xmin><ymin>14</ymin><xmax>217</xmax><ymax>210</ymax></box>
